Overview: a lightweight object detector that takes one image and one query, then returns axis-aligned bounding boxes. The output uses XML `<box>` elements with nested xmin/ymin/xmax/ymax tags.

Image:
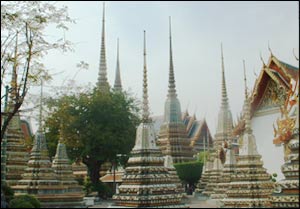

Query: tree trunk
<box><xmin>83</xmin><ymin>157</ymin><xmax>102</xmax><ymax>185</ymax></box>
<box><xmin>1</xmin><ymin>103</ymin><xmax>21</xmax><ymax>142</ymax></box>
<box><xmin>89</xmin><ymin>164</ymin><xmax>101</xmax><ymax>185</ymax></box>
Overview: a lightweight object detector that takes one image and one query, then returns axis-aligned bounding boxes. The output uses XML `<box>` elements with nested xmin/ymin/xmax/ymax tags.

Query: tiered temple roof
<box><xmin>182</xmin><ymin>112</ymin><xmax>214</xmax><ymax>153</ymax></box>
<box><xmin>157</xmin><ymin>18</ymin><xmax>194</xmax><ymax>163</ymax></box>
<box><xmin>100</xmin><ymin>166</ymin><xmax>124</xmax><ymax>184</ymax></box>
<box><xmin>250</xmin><ymin>55</ymin><xmax>299</xmax><ymax>114</ymax></box>
<box><xmin>233</xmin><ymin>54</ymin><xmax>299</xmax><ymax>136</ymax></box>
<box><xmin>72</xmin><ymin>159</ymin><xmax>88</xmax><ymax>180</ymax></box>
<box><xmin>111</xmin><ymin>31</ymin><xmax>185</xmax><ymax>208</ymax></box>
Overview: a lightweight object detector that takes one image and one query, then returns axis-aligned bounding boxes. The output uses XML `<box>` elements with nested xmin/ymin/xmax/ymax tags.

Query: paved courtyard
<box><xmin>89</xmin><ymin>195</ymin><xmax>218</xmax><ymax>208</ymax></box>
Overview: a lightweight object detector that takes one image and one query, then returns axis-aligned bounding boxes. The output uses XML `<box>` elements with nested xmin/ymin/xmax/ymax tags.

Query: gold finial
<box><xmin>268</xmin><ymin>41</ymin><xmax>273</xmax><ymax>56</ymax></box>
<box><xmin>253</xmin><ymin>66</ymin><xmax>258</xmax><ymax>77</ymax></box>
<box><xmin>103</xmin><ymin>2</ymin><xmax>105</xmax><ymax>23</ymax></box>
<box><xmin>221</xmin><ymin>42</ymin><xmax>224</xmax><ymax>72</ymax></box>
<box><xmin>273</xmin><ymin>123</ymin><xmax>277</xmax><ymax>137</ymax></box>
<box><xmin>260</xmin><ymin>52</ymin><xmax>266</xmax><ymax>67</ymax></box>
<box><xmin>187</xmin><ymin>101</ymin><xmax>190</xmax><ymax>110</ymax></box>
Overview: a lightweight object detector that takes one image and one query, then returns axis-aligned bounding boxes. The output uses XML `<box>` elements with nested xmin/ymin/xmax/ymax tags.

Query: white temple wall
<box><xmin>251</xmin><ymin>112</ymin><xmax>285</xmax><ymax>180</ymax></box>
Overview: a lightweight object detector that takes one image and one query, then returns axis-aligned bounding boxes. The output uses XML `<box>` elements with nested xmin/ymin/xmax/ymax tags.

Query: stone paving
<box><xmin>89</xmin><ymin>195</ymin><xmax>218</xmax><ymax>208</ymax></box>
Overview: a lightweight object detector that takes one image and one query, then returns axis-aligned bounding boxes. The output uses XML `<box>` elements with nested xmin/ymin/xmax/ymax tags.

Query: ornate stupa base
<box><xmin>222</xmin><ymin>198</ymin><xmax>272</xmax><ymax>208</ymax></box>
<box><xmin>201</xmin><ymin>166</ymin><xmax>222</xmax><ymax>197</ymax></box>
<box><xmin>13</xmin><ymin>186</ymin><xmax>85</xmax><ymax>208</ymax></box>
<box><xmin>51</xmin><ymin>142</ymin><xmax>85</xmax><ymax>207</ymax></box>
<box><xmin>37</xmin><ymin>195</ymin><xmax>85</xmax><ymax>208</ymax></box>
<box><xmin>195</xmin><ymin>170</ymin><xmax>210</xmax><ymax>197</ymax></box>
<box><xmin>111</xmin><ymin>123</ymin><xmax>187</xmax><ymax>208</ymax></box>
<box><xmin>210</xmin><ymin>193</ymin><xmax>226</xmax><ymax>200</ymax></box>
<box><xmin>271</xmin><ymin>179</ymin><xmax>299</xmax><ymax>208</ymax></box>
<box><xmin>4</xmin><ymin>114</ymin><xmax>29</xmax><ymax>187</ymax></box>
<box><xmin>272</xmin><ymin>194</ymin><xmax>299</xmax><ymax>208</ymax></box>
<box><xmin>109</xmin><ymin>204</ymin><xmax>188</xmax><ymax>208</ymax></box>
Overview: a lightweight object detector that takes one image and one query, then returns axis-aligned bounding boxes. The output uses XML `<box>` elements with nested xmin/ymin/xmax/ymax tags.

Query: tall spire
<box><xmin>97</xmin><ymin>2</ymin><xmax>110</xmax><ymax>91</ymax></box>
<box><xmin>243</xmin><ymin>60</ymin><xmax>252</xmax><ymax>134</ymax></box>
<box><xmin>9</xmin><ymin>32</ymin><xmax>19</xmax><ymax>108</ymax></box>
<box><xmin>113</xmin><ymin>38</ymin><xmax>122</xmax><ymax>91</ymax></box>
<box><xmin>157</xmin><ymin>17</ymin><xmax>193</xmax><ymax>163</ymax></box>
<box><xmin>221</xmin><ymin>43</ymin><xmax>229</xmax><ymax>108</ymax></box>
<box><xmin>243</xmin><ymin>60</ymin><xmax>248</xmax><ymax>100</ymax></box>
<box><xmin>142</xmin><ymin>31</ymin><xmax>150</xmax><ymax>122</ymax></box>
<box><xmin>168</xmin><ymin>16</ymin><xmax>177</xmax><ymax>98</ymax></box>
<box><xmin>59</xmin><ymin>121</ymin><xmax>64</xmax><ymax>143</ymax></box>
<box><xmin>215</xmin><ymin>43</ymin><xmax>233</xmax><ymax>144</ymax></box>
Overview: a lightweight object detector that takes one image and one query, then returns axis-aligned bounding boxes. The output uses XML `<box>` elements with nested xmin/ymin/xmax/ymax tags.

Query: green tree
<box><xmin>174</xmin><ymin>161</ymin><xmax>203</xmax><ymax>186</ymax></box>
<box><xmin>44</xmin><ymin>89</ymin><xmax>140</xmax><ymax>185</ymax></box>
<box><xmin>1</xmin><ymin>184</ymin><xmax>14</xmax><ymax>204</ymax></box>
<box><xmin>1</xmin><ymin>1</ymin><xmax>74</xmax><ymax>141</ymax></box>
<box><xmin>9</xmin><ymin>195</ymin><xmax>40</xmax><ymax>208</ymax></box>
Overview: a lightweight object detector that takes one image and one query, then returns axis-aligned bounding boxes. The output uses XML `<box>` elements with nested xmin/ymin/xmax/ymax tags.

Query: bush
<box><xmin>174</xmin><ymin>161</ymin><xmax>203</xmax><ymax>185</ymax></box>
<box><xmin>2</xmin><ymin>184</ymin><xmax>14</xmax><ymax>203</ymax></box>
<box><xmin>75</xmin><ymin>177</ymin><xmax>84</xmax><ymax>186</ymax></box>
<box><xmin>9</xmin><ymin>195</ymin><xmax>40</xmax><ymax>208</ymax></box>
<box><xmin>83</xmin><ymin>176</ymin><xmax>93</xmax><ymax>196</ymax></box>
<box><xmin>93</xmin><ymin>181</ymin><xmax>113</xmax><ymax>199</ymax></box>
<box><xmin>9</xmin><ymin>198</ymin><xmax>30</xmax><ymax>208</ymax></box>
<box><xmin>83</xmin><ymin>176</ymin><xmax>113</xmax><ymax>199</ymax></box>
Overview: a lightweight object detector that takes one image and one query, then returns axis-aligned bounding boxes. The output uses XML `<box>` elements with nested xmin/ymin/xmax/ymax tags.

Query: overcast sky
<box><xmin>26</xmin><ymin>1</ymin><xmax>299</xmax><ymax>134</ymax></box>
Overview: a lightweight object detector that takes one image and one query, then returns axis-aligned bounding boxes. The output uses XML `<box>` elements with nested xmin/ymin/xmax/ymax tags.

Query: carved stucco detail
<box><xmin>258</xmin><ymin>80</ymin><xmax>287</xmax><ymax>111</ymax></box>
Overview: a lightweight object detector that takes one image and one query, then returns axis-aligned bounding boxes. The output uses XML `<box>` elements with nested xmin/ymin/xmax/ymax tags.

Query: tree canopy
<box><xmin>45</xmin><ymin>89</ymin><xmax>140</xmax><ymax>184</ymax></box>
<box><xmin>1</xmin><ymin>1</ymin><xmax>74</xmax><ymax>141</ymax></box>
<box><xmin>174</xmin><ymin>161</ymin><xmax>203</xmax><ymax>186</ymax></box>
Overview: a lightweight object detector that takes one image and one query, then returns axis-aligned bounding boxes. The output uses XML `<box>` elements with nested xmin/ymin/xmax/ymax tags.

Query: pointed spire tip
<box><xmin>167</xmin><ymin>17</ymin><xmax>176</xmax><ymax>97</ymax></box>
<box><xmin>142</xmin><ymin>30</ymin><xmax>150</xmax><ymax>122</ymax></box>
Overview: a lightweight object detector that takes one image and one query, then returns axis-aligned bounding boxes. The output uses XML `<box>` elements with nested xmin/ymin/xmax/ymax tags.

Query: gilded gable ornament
<box><xmin>259</xmin><ymin>80</ymin><xmax>287</xmax><ymax>110</ymax></box>
<box><xmin>273</xmin><ymin>106</ymin><xmax>296</xmax><ymax>145</ymax></box>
